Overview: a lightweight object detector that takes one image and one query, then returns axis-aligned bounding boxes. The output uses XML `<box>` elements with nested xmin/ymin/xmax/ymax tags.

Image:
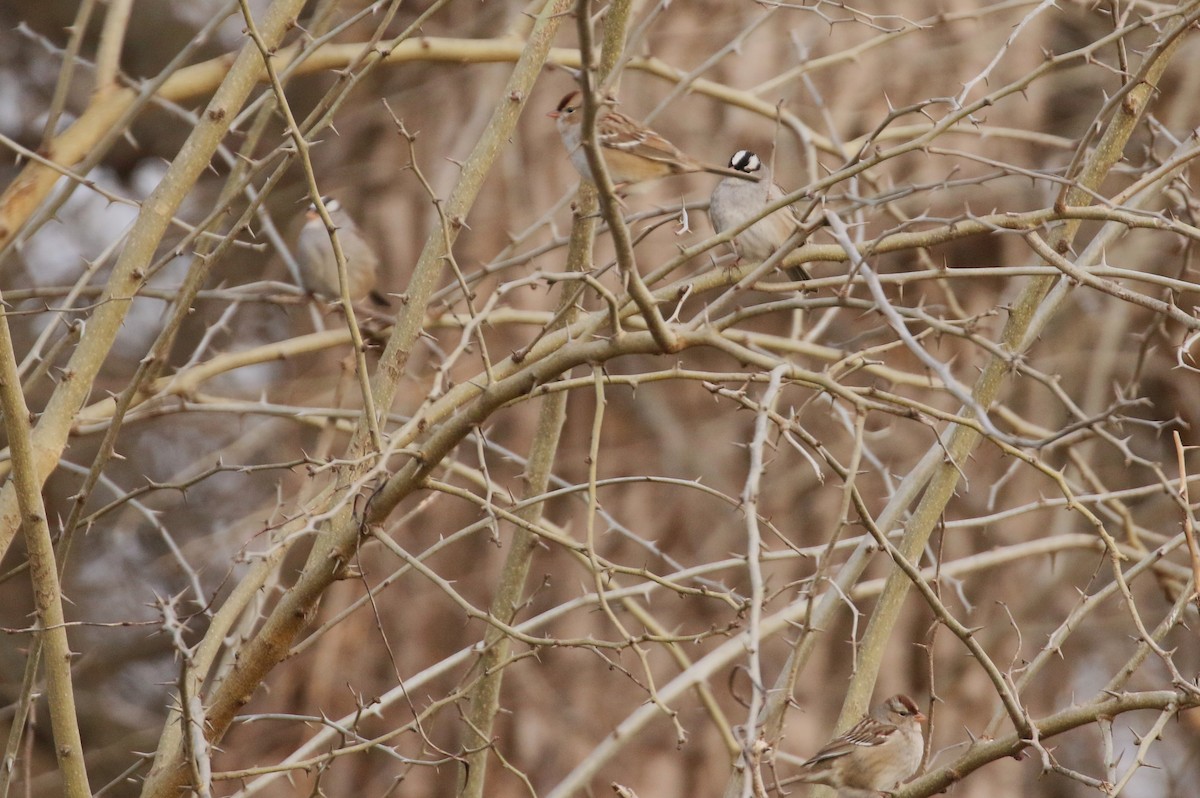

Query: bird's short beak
<box><xmin>915</xmin><ymin>711</ymin><xmax>927</xmax><ymax>724</ymax></box>
<box><xmin>546</xmin><ymin>110</ymin><xmax>560</xmax><ymax>119</ymax></box>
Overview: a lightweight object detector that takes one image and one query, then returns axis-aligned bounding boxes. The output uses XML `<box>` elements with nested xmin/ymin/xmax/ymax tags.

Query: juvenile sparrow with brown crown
<box><xmin>792</xmin><ymin>694</ymin><xmax>925</xmax><ymax>796</ymax></box>
<box><xmin>548</xmin><ymin>91</ymin><xmax>757</xmax><ymax>188</ymax></box>
<box><xmin>297</xmin><ymin>198</ymin><xmax>390</xmax><ymax>307</ymax></box>
<box><xmin>710</xmin><ymin>149</ymin><xmax>812</xmax><ymax>283</ymax></box>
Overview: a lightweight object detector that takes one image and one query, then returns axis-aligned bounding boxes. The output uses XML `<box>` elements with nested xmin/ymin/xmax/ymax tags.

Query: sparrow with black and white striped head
<box><xmin>709</xmin><ymin>149</ymin><xmax>812</xmax><ymax>282</ymax></box>
<box><xmin>297</xmin><ymin>198</ymin><xmax>390</xmax><ymax>307</ymax></box>
<box><xmin>548</xmin><ymin>91</ymin><xmax>757</xmax><ymax>189</ymax></box>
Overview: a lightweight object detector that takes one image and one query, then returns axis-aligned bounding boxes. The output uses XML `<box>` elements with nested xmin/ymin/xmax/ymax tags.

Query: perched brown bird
<box><xmin>792</xmin><ymin>694</ymin><xmax>925</xmax><ymax>796</ymax></box>
<box><xmin>548</xmin><ymin>91</ymin><xmax>755</xmax><ymax>188</ymax></box>
<box><xmin>297</xmin><ymin>198</ymin><xmax>389</xmax><ymax>307</ymax></box>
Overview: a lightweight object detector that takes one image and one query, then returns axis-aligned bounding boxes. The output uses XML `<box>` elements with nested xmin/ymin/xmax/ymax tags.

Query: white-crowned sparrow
<box><xmin>709</xmin><ymin>149</ymin><xmax>812</xmax><ymax>282</ymax></box>
<box><xmin>548</xmin><ymin>91</ymin><xmax>755</xmax><ymax>188</ymax></box>
<box><xmin>792</xmin><ymin>694</ymin><xmax>925</xmax><ymax>795</ymax></box>
<box><xmin>297</xmin><ymin>198</ymin><xmax>389</xmax><ymax>307</ymax></box>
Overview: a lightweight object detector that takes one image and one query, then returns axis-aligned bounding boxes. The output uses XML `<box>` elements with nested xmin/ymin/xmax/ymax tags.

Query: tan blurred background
<box><xmin>0</xmin><ymin>0</ymin><xmax>1198</xmax><ymax>796</ymax></box>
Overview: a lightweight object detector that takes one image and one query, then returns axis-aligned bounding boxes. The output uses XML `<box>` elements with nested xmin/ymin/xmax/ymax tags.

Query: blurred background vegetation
<box><xmin>0</xmin><ymin>0</ymin><xmax>1198</xmax><ymax>796</ymax></box>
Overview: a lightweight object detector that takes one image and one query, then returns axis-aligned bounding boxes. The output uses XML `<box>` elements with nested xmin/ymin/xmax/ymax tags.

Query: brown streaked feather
<box><xmin>553</xmin><ymin>90</ymin><xmax>758</xmax><ymax>182</ymax></box>
<box><xmin>597</xmin><ymin>110</ymin><xmax>699</xmax><ymax>173</ymax></box>
<box><xmin>800</xmin><ymin>716</ymin><xmax>897</xmax><ymax>770</ymax></box>
<box><xmin>596</xmin><ymin>146</ymin><xmax>676</xmax><ymax>183</ymax></box>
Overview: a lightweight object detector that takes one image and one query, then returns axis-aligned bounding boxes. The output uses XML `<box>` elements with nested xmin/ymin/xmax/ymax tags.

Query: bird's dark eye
<box><xmin>556</xmin><ymin>93</ymin><xmax>580</xmax><ymax>115</ymax></box>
